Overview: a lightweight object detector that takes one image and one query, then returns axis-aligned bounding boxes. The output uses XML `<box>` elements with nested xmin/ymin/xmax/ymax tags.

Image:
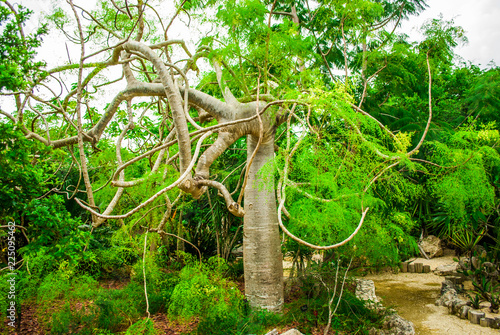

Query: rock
<box><xmin>472</xmin><ymin>245</ymin><xmax>486</xmax><ymax>257</ymax></box>
<box><xmin>435</xmin><ymin>289</ymin><xmax>458</xmax><ymax>307</ymax></box>
<box><xmin>458</xmin><ymin>258</ymin><xmax>469</xmax><ymax>271</ymax></box>
<box><xmin>372</xmin><ymin>314</ymin><xmax>415</xmax><ymax>335</ymax></box>
<box><xmin>471</xmin><ymin>256</ymin><xmax>479</xmax><ymax>269</ymax></box>
<box><xmin>231</xmin><ymin>246</ymin><xmax>243</xmax><ymax>257</ymax></box>
<box><xmin>435</xmin><ymin>281</ymin><xmax>458</xmax><ymax>307</ymax></box>
<box><xmin>449</xmin><ymin>299</ymin><xmax>468</xmax><ymax>315</ymax></box>
<box><xmin>419</xmin><ymin>235</ymin><xmax>443</xmax><ymax>258</ymax></box>
<box><xmin>434</xmin><ymin>263</ymin><xmax>459</xmax><ymax>276</ymax></box>
<box><xmin>440</xmin><ymin>280</ymin><xmax>456</xmax><ymax>296</ymax></box>
<box><xmin>355</xmin><ymin>279</ymin><xmax>380</xmax><ymax>309</ymax></box>
<box><xmin>311</xmin><ymin>252</ymin><xmax>323</xmax><ymax>263</ymax></box>
<box><xmin>265</xmin><ymin>329</ymin><xmax>279</xmax><ymax>335</ymax></box>
<box><xmin>281</xmin><ymin>330</ymin><xmax>303</xmax><ymax>335</ymax></box>
<box><xmin>362</xmin><ymin>282</ymin><xmax>414</xmax><ymax>335</ymax></box>
<box><xmin>493</xmin><ymin>317</ymin><xmax>500</xmax><ymax>329</ymax></box>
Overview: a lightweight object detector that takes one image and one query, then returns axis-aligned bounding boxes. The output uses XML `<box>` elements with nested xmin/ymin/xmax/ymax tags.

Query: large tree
<box><xmin>1</xmin><ymin>0</ymin><xmax>431</xmax><ymax>312</ymax></box>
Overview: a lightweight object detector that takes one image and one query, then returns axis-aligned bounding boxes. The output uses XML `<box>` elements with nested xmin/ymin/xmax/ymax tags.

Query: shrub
<box><xmin>168</xmin><ymin>257</ymin><xmax>256</xmax><ymax>334</ymax></box>
<box><xmin>125</xmin><ymin>318</ymin><xmax>158</xmax><ymax>335</ymax></box>
<box><xmin>168</xmin><ymin>257</ymin><xmax>244</xmax><ymax>320</ymax></box>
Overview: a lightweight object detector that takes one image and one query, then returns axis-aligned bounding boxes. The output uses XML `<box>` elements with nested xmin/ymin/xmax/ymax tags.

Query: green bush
<box><xmin>168</xmin><ymin>257</ymin><xmax>259</xmax><ymax>334</ymax></box>
<box><xmin>125</xmin><ymin>318</ymin><xmax>158</xmax><ymax>335</ymax></box>
<box><xmin>50</xmin><ymin>302</ymin><xmax>73</xmax><ymax>335</ymax></box>
<box><xmin>197</xmin><ymin>308</ymin><xmax>281</xmax><ymax>335</ymax></box>
<box><xmin>20</xmin><ymin>195</ymin><xmax>91</xmax><ymax>266</ymax></box>
<box><xmin>168</xmin><ymin>257</ymin><xmax>244</xmax><ymax>319</ymax></box>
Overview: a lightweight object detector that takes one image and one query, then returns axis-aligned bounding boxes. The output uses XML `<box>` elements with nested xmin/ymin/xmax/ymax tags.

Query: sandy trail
<box><xmin>363</xmin><ymin>255</ymin><xmax>499</xmax><ymax>335</ymax></box>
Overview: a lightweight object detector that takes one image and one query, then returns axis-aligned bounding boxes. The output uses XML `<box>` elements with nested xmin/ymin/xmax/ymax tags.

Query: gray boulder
<box><xmin>434</xmin><ymin>263</ymin><xmax>458</xmax><ymax>276</ymax></box>
<box><xmin>369</xmin><ymin>314</ymin><xmax>415</xmax><ymax>335</ymax></box>
<box><xmin>281</xmin><ymin>330</ymin><xmax>303</xmax><ymax>335</ymax></box>
<box><xmin>355</xmin><ymin>279</ymin><xmax>380</xmax><ymax>309</ymax></box>
<box><xmin>419</xmin><ymin>235</ymin><xmax>443</xmax><ymax>258</ymax></box>
<box><xmin>435</xmin><ymin>287</ymin><xmax>458</xmax><ymax>307</ymax></box>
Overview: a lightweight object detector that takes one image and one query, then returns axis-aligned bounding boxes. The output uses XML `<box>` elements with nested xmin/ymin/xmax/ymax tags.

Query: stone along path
<box><xmin>364</xmin><ymin>256</ymin><xmax>499</xmax><ymax>335</ymax></box>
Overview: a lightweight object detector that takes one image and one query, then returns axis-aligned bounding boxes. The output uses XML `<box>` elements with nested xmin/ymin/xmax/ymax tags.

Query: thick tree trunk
<box><xmin>243</xmin><ymin>135</ymin><xmax>284</xmax><ymax>312</ymax></box>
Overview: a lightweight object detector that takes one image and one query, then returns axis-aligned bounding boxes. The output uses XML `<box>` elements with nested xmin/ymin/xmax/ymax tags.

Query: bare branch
<box><xmin>76</xmin><ymin>131</ymin><xmax>213</xmax><ymax>221</ymax></box>
<box><xmin>195</xmin><ymin>179</ymin><xmax>244</xmax><ymax>217</ymax></box>
<box><xmin>407</xmin><ymin>52</ymin><xmax>433</xmax><ymax>156</ymax></box>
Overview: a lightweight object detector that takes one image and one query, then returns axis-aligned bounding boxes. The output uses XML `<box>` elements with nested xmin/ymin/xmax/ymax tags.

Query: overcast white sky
<box><xmin>17</xmin><ymin>0</ymin><xmax>500</xmax><ymax>68</ymax></box>
<box><xmin>401</xmin><ymin>0</ymin><xmax>500</xmax><ymax>67</ymax></box>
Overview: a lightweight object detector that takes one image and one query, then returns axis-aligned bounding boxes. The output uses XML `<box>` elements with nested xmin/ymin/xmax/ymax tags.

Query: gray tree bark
<box><xmin>243</xmin><ymin>136</ymin><xmax>284</xmax><ymax>312</ymax></box>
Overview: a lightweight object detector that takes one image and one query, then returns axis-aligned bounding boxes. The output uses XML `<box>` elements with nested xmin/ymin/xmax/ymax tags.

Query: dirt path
<box><xmin>364</xmin><ymin>256</ymin><xmax>499</xmax><ymax>335</ymax></box>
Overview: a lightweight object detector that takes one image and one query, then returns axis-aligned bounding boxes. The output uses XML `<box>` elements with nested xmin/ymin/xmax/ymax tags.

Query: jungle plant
<box><xmin>465</xmin><ymin>291</ymin><xmax>482</xmax><ymax>310</ymax></box>
<box><xmin>449</xmin><ymin>225</ymin><xmax>486</xmax><ymax>256</ymax></box>
<box><xmin>489</xmin><ymin>292</ymin><xmax>500</xmax><ymax>313</ymax></box>
<box><xmin>459</xmin><ymin>248</ymin><xmax>500</xmax><ymax>311</ymax></box>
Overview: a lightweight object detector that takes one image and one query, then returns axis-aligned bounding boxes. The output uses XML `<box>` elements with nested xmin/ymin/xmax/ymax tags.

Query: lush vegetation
<box><xmin>1</xmin><ymin>0</ymin><xmax>499</xmax><ymax>334</ymax></box>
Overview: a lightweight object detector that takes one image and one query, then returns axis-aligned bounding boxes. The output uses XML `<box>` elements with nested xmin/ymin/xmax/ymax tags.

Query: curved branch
<box><xmin>149</xmin><ymin>229</ymin><xmax>202</xmax><ymax>263</ymax></box>
<box><xmin>363</xmin><ymin>161</ymin><xmax>400</xmax><ymax>193</ymax></box>
<box><xmin>351</xmin><ymin>103</ymin><xmax>395</xmax><ymax>139</ymax></box>
<box><xmin>123</xmin><ymin>41</ymin><xmax>192</xmax><ymax>172</ymax></box>
<box><xmin>92</xmin><ymin>101</ymin><xmax>136</xmax><ymax>227</ymax></box>
<box><xmin>285</xmin><ymin>179</ymin><xmax>359</xmax><ymax>202</ymax></box>
<box><xmin>277</xmin><ymin>110</ymin><xmax>369</xmax><ymax>250</ymax></box>
<box><xmin>0</xmin><ymin>109</ymin><xmax>15</xmax><ymax>122</ymax></box>
<box><xmin>195</xmin><ymin>179</ymin><xmax>244</xmax><ymax>217</ymax></box>
<box><xmin>278</xmin><ymin>203</ymin><xmax>369</xmax><ymax>250</ymax></box>
<box><xmin>76</xmin><ymin>131</ymin><xmax>213</xmax><ymax>221</ymax></box>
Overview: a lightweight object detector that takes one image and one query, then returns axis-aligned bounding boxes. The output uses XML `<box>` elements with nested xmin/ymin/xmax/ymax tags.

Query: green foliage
<box><xmin>21</xmin><ymin>195</ymin><xmax>90</xmax><ymax>263</ymax></box>
<box><xmin>32</xmin><ymin>259</ymin><xmax>178</xmax><ymax>333</ymax></box>
<box><xmin>125</xmin><ymin>318</ymin><xmax>158</xmax><ymax>335</ymax></box>
<box><xmin>50</xmin><ymin>302</ymin><xmax>73</xmax><ymax>334</ymax></box>
<box><xmin>79</xmin><ymin>228</ymin><xmax>138</xmax><ymax>280</ymax></box>
<box><xmin>277</xmin><ymin>85</ymin><xmax>421</xmax><ymax>267</ymax></box>
<box><xmin>419</xmin><ymin>16</ymin><xmax>467</xmax><ymax>63</ymax></box>
<box><xmin>130</xmin><ymin>252</ymin><xmax>179</xmax><ymax>314</ymax></box>
<box><xmin>347</xmin><ymin>213</ymin><xmax>419</xmax><ymax>268</ymax></box>
<box><xmin>421</xmin><ymin>132</ymin><xmax>500</xmax><ymax>252</ymax></box>
<box><xmin>2</xmin><ymin>3</ymin><xmax>500</xmax><ymax>334</ymax></box>
<box><xmin>459</xmin><ymin>248</ymin><xmax>500</xmax><ymax>311</ymax></box>
<box><xmin>462</xmin><ymin>67</ymin><xmax>500</xmax><ymax>125</ymax></box>
<box><xmin>168</xmin><ymin>257</ymin><xmax>244</xmax><ymax>321</ymax></box>
<box><xmin>0</xmin><ymin>123</ymin><xmax>53</xmax><ymax>217</ymax></box>
<box><xmin>465</xmin><ymin>291</ymin><xmax>482</xmax><ymax>310</ymax></box>
<box><xmin>283</xmin><ymin>261</ymin><xmax>384</xmax><ymax>334</ymax></box>
<box><xmin>0</xmin><ymin>2</ymin><xmax>47</xmax><ymax>91</ymax></box>
<box><xmin>197</xmin><ymin>308</ymin><xmax>281</xmax><ymax>335</ymax></box>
